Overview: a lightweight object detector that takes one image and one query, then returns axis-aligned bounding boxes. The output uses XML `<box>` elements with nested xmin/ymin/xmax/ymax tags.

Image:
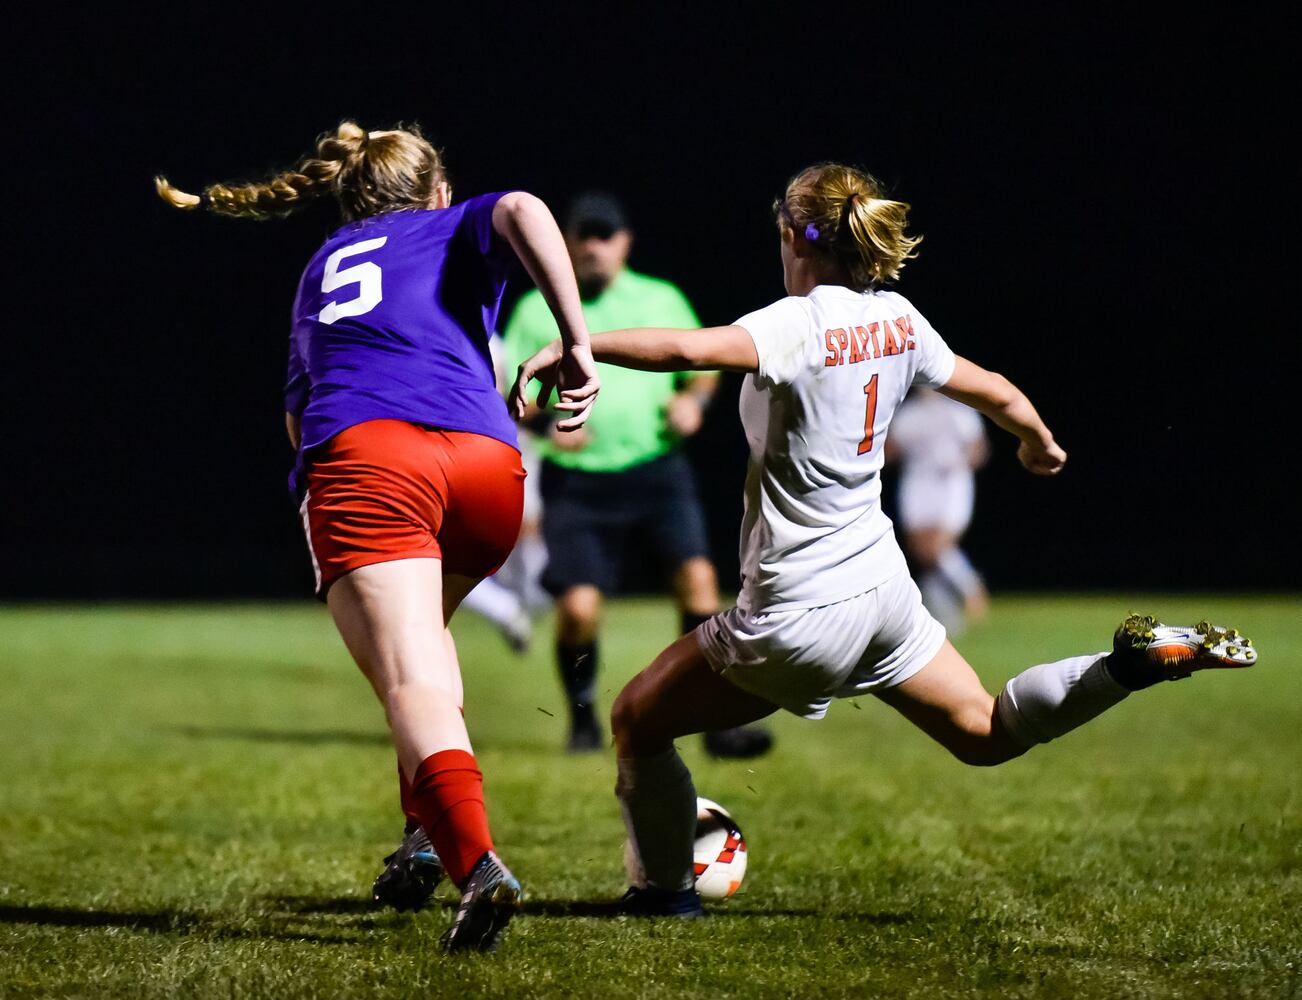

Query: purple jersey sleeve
<box><xmin>457</xmin><ymin>192</ymin><xmax>516</xmax><ymax>280</ymax></box>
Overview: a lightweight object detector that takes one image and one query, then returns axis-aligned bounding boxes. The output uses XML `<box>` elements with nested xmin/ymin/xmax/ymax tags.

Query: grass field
<box><xmin>1</xmin><ymin>596</ymin><xmax>1299</xmax><ymax>999</ymax></box>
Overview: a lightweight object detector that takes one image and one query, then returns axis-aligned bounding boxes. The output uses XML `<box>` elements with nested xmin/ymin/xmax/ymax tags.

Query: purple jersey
<box><xmin>285</xmin><ymin>193</ymin><xmax>518</xmax><ymax>494</ymax></box>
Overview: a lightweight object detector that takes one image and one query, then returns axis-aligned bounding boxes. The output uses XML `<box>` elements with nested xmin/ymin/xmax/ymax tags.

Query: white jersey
<box><xmin>733</xmin><ymin>285</ymin><xmax>956</xmax><ymax>612</ymax></box>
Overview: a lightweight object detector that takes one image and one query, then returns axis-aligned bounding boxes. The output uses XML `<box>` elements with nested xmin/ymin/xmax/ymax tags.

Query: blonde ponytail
<box><xmin>776</xmin><ymin>163</ymin><xmax>922</xmax><ymax>290</ymax></box>
<box><xmin>155</xmin><ymin>120</ymin><xmax>445</xmax><ymax>223</ymax></box>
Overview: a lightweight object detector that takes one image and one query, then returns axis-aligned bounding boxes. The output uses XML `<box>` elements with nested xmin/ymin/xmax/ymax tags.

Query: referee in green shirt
<box><xmin>505</xmin><ymin>192</ymin><xmax>772</xmax><ymax>759</ymax></box>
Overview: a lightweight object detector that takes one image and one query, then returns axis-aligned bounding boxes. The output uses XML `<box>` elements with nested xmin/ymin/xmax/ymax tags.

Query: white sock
<box><xmin>461</xmin><ymin>577</ymin><xmax>524</xmax><ymax>631</ymax></box>
<box><xmin>937</xmin><ymin>546</ymin><xmax>984</xmax><ymax>601</ymax></box>
<box><xmin>616</xmin><ymin>749</ymin><xmax>697</xmax><ymax>892</ymax></box>
<box><xmin>997</xmin><ymin>653</ymin><xmax>1129</xmax><ymax>748</ymax></box>
<box><xmin>516</xmin><ymin>535</ymin><xmax>550</xmax><ymax>611</ymax></box>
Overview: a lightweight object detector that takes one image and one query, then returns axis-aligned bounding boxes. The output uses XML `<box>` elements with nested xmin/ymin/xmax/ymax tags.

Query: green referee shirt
<box><xmin>503</xmin><ymin>268</ymin><xmax>703</xmax><ymax>472</ymax></box>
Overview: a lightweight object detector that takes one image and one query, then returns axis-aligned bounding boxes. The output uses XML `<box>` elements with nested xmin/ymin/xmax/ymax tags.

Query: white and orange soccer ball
<box><xmin>692</xmin><ymin>797</ymin><xmax>748</xmax><ymax>899</ymax></box>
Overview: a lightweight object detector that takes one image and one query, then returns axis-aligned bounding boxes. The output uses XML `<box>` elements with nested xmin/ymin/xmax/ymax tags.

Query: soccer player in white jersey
<box><xmin>511</xmin><ymin>162</ymin><xmax>1258</xmax><ymax>917</ymax></box>
<box><xmin>887</xmin><ymin>387</ymin><xmax>990</xmax><ymax>634</ymax></box>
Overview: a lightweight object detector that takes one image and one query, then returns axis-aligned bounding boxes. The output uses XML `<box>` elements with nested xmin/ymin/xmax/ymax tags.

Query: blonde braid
<box><xmin>154</xmin><ymin>121</ymin><xmax>442</xmax><ymax>222</ymax></box>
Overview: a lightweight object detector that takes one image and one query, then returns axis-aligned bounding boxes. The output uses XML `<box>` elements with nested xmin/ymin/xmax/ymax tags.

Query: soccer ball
<box><xmin>692</xmin><ymin>797</ymin><xmax>748</xmax><ymax>899</ymax></box>
<box><xmin>623</xmin><ymin>795</ymin><xmax>748</xmax><ymax>900</ymax></box>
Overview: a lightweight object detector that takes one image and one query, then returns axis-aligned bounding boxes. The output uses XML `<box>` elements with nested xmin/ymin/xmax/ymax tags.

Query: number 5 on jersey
<box><xmin>319</xmin><ymin>236</ymin><xmax>388</xmax><ymax>325</ymax></box>
<box><xmin>858</xmin><ymin>374</ymin><xmax>879</xmax><ymax>455</ymax></box>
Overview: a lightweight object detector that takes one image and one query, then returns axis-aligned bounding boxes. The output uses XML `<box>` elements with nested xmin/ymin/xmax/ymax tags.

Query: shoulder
<box><xmin>873</xmin><ymin>289</ymin><xmax>916</xmax><ymax>313</ymax></box>
<box><xmin>734</xmin><ymin>296</ymin><xmax>817</xmax><ymax>386</ymax></box>
<box><xmin>736</xmin><ymin>295</ymin><xmax>815</xmax><ymax>330</ymax></box>
<box><xmin>459</xmin><ymin>191</ymin><xmax>515</xmax><ymax>214</ymax></box>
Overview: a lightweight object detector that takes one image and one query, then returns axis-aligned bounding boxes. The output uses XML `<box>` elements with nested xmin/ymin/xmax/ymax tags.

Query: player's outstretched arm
<box><xmin>939</xmin><ymin>356</ymin><xmax>1067</xmax><ymax>476</ymax></box>
<box><xmin>509</xmin><ymin>326</ymin><xmax>758</xmax><ymax>418</ymax></box>
<box><xmin>492</xmin><ymin>192</ymin><xmax>599</xmax><ymax>430</ymax></box>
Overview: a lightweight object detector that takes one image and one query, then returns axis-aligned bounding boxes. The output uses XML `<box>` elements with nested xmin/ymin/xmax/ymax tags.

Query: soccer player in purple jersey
<box><xmin>156</xmin><ymin>121</ymin><xmax>599</xmax><ymax>952</ymax></box>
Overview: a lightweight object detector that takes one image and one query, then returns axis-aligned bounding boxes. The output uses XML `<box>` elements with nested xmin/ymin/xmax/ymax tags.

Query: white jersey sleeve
<box><xmin>734</xmin><ymin>297</ymin><xmax>817</xmax><ymax>387</ymax></box>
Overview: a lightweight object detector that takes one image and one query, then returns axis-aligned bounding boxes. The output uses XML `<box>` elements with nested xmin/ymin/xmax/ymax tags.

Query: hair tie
<box><xmin>805</xmin><ymin>222</ymin><xmax>821</xmax><ymax>241</ymax></box>
<box><xmin>198</xmin><ymin>191</ymin><xmax>212</xmax><ymax>210</ymax></box>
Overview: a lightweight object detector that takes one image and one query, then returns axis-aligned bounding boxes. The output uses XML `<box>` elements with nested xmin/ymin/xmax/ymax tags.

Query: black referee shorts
<box><xmin>539</xmin><ymin>450</ymin><xmax>712</xmax><ymax>595</ymax></box>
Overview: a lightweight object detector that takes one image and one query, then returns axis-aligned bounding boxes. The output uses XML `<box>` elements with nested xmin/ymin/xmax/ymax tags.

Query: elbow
<box><xmin>495</xmin><ymin>191</ymin><xmax>548</xmax><ymax>231</ymax></box>
<box><xmin>675</xmin><ymin>334</ymin><xmax>716</xmax><ymax>370</ymax></box>
<box><xmin>987</xmin><ymin>372</ymin><xmax>1021</xmax><ymax>412</ymax></box>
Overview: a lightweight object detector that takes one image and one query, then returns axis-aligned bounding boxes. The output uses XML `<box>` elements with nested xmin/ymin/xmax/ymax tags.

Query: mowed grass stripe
<box><xmin>0</xmin><ymin>596</ymin><xmax>1298</xmax><ymax>999</ymax></box>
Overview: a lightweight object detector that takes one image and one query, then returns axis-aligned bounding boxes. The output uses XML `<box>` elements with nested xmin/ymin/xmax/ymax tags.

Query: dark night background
<box><xmin>6</xmin><ymin>6</ymin><xmax>1295</xmax><ymax>599</ymax></box>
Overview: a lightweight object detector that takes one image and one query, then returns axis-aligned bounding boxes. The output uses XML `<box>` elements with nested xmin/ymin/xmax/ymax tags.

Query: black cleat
<box><xmin>703</xmin><ymin>724</ymin><xmax>773</xmax><ymax>760</ymax></box>
<box><xmin>615</xmin><ymin>885</ymin><xmax>706</xmax><ymax>918</ymax></box>
<box><xmin>372</xmin><ymin>820</ymin><xmax>445</xmax><ymax>912</ymax></box>
<box><xmin>442</xmin><ymin>851</ymin><xmax>523</xmax><ymax>953</ymax></box>
<box><xmin>566</xmin><ymin>705</ymin><xmax>604</xmax><ymax>754</ymax></box>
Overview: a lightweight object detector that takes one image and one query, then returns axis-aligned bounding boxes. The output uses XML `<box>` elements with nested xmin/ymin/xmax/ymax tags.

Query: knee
<box><xmin>557</xmin><ymin>586</ymin><xmax>601</xmax><ymax>643</ymax></box>
<box><xmin>906</xmin><ymin>530</ymin><xmax>947</xmax><ymax>570</ymax></box>
<box><xmin>674</xmin><ymin>557</ymin><xmax>718</xmax><ymax>612</ymax></box>
<box><xmin>609</xmin><ymin>688</ymin><xmax>641</xmax><ymax>749</ymax></box>
<box><xmin>610</xmin><ymin>685</ymin><xmax>665</xmax><ymax>756</ymax></box>
<box><xmin>945</xmin><ymin>699</ymin><xmax>1024</xmax><ymax>768</ymax></box>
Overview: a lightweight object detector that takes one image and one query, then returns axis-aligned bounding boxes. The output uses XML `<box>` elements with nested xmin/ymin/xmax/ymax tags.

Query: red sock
<box><xmin>397</xmin><ymin>761</ymin><xmax>421</xmax><ymax>825</ymax></box>
<box><xmin>409</xmin><ymin>749</ymin><xmax>495</xmax><ymax>889</ymax></box>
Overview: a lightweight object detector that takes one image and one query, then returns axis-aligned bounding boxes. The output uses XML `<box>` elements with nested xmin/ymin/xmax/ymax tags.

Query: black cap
<box><xmin>565</xmin><ymin>190</ymin><xmax>629</xmax><ymax>239</ymax></box>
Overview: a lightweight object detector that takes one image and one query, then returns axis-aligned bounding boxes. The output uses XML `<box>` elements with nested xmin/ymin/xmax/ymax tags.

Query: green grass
<box><xmin>1</xmin><ymin>596</ymin><xmax>1299</xmax><ymax>999</ymax></box>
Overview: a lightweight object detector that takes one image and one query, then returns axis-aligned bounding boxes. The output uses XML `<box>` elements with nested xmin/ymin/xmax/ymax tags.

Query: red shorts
<box><xmin>301</xmin><ymin>420</ymin><xmax>525</xmax><ymax>595</ymax></box>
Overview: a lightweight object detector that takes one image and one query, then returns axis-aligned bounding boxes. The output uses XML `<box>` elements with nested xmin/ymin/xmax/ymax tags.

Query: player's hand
<box><xmin>1018</xmin><ymin>437</ymin><xmax>1067</xmax><ymax>475</ymax></box>
<box><xmin>666</xmin><ymin>393</ymin><xmax>705</xmax><ymax>438</ymax></box>
<box><xmin>510</xmin><ymin>339</ymin><xmax>565</xmax><ymax>418</ymax></box>
<box><xmin>553</xmin><ymin>343</ymin><xmax>600</xmax><ymax>432</ymax></box>
<box><xmin>510</xmin><ymin>339</ymin><xmax>600</xmax><ymax>433</ymax></box>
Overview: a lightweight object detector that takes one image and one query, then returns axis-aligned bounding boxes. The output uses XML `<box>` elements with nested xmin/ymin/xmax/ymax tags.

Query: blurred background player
<box><xmin>460</xmin><ymin>338</ymin><xmax>550</xmax><ymax>653</ymax></box>
<box><xmin>887</xmin><ymin>387</ymin><xmax>990</xmax><ymax>635</ymax></box>
<box><xmin>504</xmin><ymin>191</ymin><xmax>773</xmax><ymax>759</ymax></box>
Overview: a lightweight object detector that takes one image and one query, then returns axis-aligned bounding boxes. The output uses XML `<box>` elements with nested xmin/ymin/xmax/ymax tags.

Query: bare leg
<box><xmin>328</xmin><ymin>558</ymin><xmax>470</xmax><ymax>775</ymax></box>
<box><xmin>876</xmin><ymin>638</ymin><xmax>1131</xmax><ymax>763</ymax></box>
<box><xmin>612</xmin><ymin>633</ymin><xmax>779</xmax><ymax>755</ymax></box>
<box><xmin>671</xmin><ymin>556</ymin><xmax>719</xmax><ymax>619</ymax></box>
<box><xmin>874</xmin><ymin>640</ymin><xmax>1026</xmax><ymax>766</ymax></box>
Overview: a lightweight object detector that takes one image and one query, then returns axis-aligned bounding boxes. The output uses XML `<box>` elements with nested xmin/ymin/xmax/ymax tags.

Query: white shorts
<box><xmin>897</xmin><ymin>471</ymin><xmax>974</xmax><ymax>534</ymax></box>
<box><xmin>696</xmin><ymin>570</ymin><xmax>946</xmax><ymax>720</ymax></box>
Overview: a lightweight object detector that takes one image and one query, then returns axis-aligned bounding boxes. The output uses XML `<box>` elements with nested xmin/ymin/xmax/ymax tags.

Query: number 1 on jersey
<box><xmin>858</xmin><ymin>375</ymin><xmax>879</xmax><ymax>455</ymax></box>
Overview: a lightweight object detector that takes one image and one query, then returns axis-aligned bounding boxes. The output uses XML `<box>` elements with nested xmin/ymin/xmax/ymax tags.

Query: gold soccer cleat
<box><xmin>1114</xmin><ymin>612</ymin><xmax>1257</xmax><ymax>681</ymax></box>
